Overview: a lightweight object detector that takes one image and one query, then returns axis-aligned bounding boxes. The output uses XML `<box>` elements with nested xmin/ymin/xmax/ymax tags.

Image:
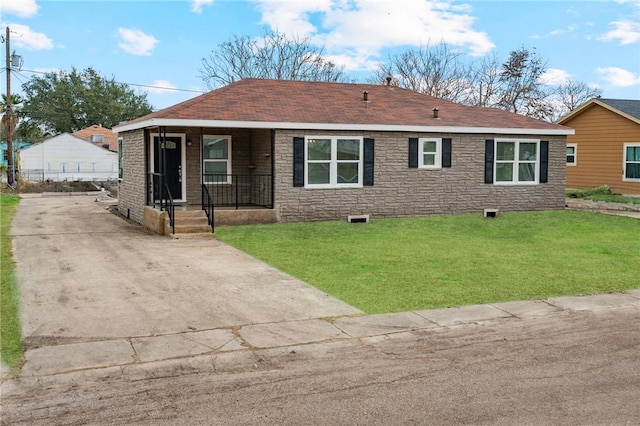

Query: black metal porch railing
<box><xmin>164</xmin><ymin>184</ymin><xmax>175</xmax><ymax>235</ymax></box>
<box><xmin>148</xmin><ymin>172</ymin><xmax>175</xmax><ymax>234</ymax></box>
<box><xmin>202</xmin><ymin>174</ymin><xmax>273</xmax><ymax>209</ymax></box>
<box><xmin>201</xmin><ymin>183</ymin><xmax>215</xmax><ymax>232</ymax></box>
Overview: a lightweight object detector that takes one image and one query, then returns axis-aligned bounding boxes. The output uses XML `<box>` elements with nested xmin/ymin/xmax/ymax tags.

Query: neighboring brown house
<box><xmin>113</xmin><ymin>78</ymin><xmax>573</xmax><ymax>234</ymax></box>
<box><xmin>558</xmin><ymin>98</ymin><xmax>640</xmax><ymax>195</ymax></box>
<box><xmin>73</xmin><ymin>125</ymin><xmax>119</xmax><ymax>152</ymax></box>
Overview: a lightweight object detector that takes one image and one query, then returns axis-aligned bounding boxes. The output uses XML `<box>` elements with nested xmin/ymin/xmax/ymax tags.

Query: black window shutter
<box><xmin>539</xmin><ymin>140</ymin><xmax>549</xmax><ymax>183</ymax></box>
<box><xmin>363</xmin><ymin>138</ymin><xmax>375</xmax><ymax>186</ymax></box>
<box><xmin>293</xmin><ymin>137</ymin><xmax>304</xmax><ymax>187</ymax></box>
<box><xmin>408</xmin><ymin>138</ymin><xmax>418</xmax><ymax>168</ymax></box>
<box><xmin>442</xmin><ymin>138</ymin><xmax>452</xmax><ymax>168</ymax></box>
<box><xmin>484</xmin><ymin>139</ymin><xmax>494</xmax><ymax>184</ymax></box>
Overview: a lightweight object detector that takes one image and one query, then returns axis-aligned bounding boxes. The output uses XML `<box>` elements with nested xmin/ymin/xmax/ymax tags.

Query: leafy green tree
<box><xmin>20</xmin><ymin>67</ymin><xmax>153</xmax><ymax>134</ymax></box>
<box><xmin>1</xmin><ymin>94</ymin><xmax>23</xmax><ymax>141</ymax></box>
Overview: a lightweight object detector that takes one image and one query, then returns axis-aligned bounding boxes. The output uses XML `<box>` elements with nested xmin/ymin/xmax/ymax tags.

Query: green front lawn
<box><xmin>216</xmin><ymin>211</ymin><xmax>640</xmax><ymax>314</ymax></box>
<box><xmin>0</xmin><ymin>193</ymin><xmax>22</xmax><ymax>368</ymax></box>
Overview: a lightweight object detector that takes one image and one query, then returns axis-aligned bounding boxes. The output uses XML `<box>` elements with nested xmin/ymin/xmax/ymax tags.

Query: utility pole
<box><xmin>4</xmin><ymin>26</ymin><xmax>14</xmax><ymax>185</ymax></box>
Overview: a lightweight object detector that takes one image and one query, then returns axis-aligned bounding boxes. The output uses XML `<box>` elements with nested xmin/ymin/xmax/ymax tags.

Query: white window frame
<box><xmin>623</xmin><ymin>143</ymin><xmax>640</xmax><ymax>182</ymax></box>
<box><xmin>494</xmin><ymin>138</ymin><xmax>540</xmax><ymax>185</ymax></box>
<box><xmin>419</xmin><ymin>138</ymin><xmax>442</xmax><ymax>169</ymax></box>
<box><xmin>91</xmin><ymin>134</ymin><xmax>105</xmax><ymax>144</ymax></box>
<box><xmin>305</xmin><ymin>136</ymin><xmax>363</xmax><ymax>188</ymax></box>
<box><xmin>202</xmin><ymin>135</ymin><xmax>232</xmax><ymax>185</ymax></box>
<box><xmin>567</xmin><ymin>143</ymin><xmax>577</xmax><ymax>166</ymax></box>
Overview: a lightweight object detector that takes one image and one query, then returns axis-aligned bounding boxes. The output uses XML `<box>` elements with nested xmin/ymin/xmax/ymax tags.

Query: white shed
<box><xmin>18</xmin><ymin>133</ymin><xmax>118</xmax><ymax>182</ymax></box>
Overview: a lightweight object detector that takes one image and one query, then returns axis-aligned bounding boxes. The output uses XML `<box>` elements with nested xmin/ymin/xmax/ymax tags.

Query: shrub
<box><xmin>566</xmin><ymin>185</ymin><xmax>612</xmax><ymax>198</ymax></box>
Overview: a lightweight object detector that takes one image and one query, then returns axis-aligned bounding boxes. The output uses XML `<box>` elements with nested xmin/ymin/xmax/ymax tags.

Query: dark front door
<box><xmin>153</xmin><ymin>136</ymin><xmax>182</xmax><ymax>200</ymax></box>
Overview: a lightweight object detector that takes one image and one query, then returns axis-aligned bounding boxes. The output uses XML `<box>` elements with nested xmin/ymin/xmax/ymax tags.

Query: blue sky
<box><xmin>2</xmin><ymin>0</ymin><xmax>639</xmax><ymax>111</ymax></box>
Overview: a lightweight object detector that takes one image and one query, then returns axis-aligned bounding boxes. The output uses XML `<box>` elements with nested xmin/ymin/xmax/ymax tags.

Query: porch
<box><xmin>145</xmin><ymin>127</ymin><xmax>277</xmax><ymax>234</ymax></box>
<box><xmin>147</xmin><ymin>172</ymin><xmax>277</xmax><ymax>234</ymax></box>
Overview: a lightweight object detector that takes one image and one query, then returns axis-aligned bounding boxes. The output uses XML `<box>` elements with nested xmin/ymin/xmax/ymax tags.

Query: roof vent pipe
<box><xmin>433</xmin><ymin>107</ymin><xmax>439</xmax><ymax>118</ymax></box>
<box><xmin>386</xmin><ymin>76</ymin><xmax>392</xmax><ymax>86</ymax></box>
<box><xmin>363</xmin><ymin>91</ymin><xmax>368</xmax><ymax>102</ymax></box>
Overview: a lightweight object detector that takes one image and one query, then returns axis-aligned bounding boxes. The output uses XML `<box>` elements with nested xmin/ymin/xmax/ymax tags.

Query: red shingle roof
<box><xmin>73</xmin><ymin>125</ymin><xmax>118</xmax><ymax>152</ymax></box>
<box><xmin>117</xmin><ymin>79</ymin><xmax>571</xmax><ymax>134</ymax></box>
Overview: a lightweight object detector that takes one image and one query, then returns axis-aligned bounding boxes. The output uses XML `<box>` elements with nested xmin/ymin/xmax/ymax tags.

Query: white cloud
<box><xmin>532</xmin><ymin>25</ymin><xmax>578</xmax><ymax>39</ymax></box>
<box><xmin>146</xmin><ymin>80</ymin><xmax>178</xmax><ymax>94</ymax></box>
<box><xmin>596</xmin><ymin>67</ymin><xmax>640</xmax><ymax>87</ymax></box>
<box><xmin>253</xmin><ymin>0</ymin><xmax>494</xmax><ymax>71</ymax></box>
<box><xmin>257</xmin><ymin>0</ymin><xmax>332</xmax><ymax>35</ymax></box>
<box><xmin>191</xmin><ymin>0</ymin><xmax>214</xmax><ymax>14</ymax></box>
<box><xmin>599</xmin><ymin>20</ymin><xmax>640</xmax><ymax>44</ymax></box>
<box><xmin>549</xmin><ymin>25</ymin><xmax>578</xmax><ymax>36</ymax></box>
<box><xmin>117</xmin><ymin>28</ymin><xmax>158</xmax><ymax>56</ymax></box>
<box><xmin>540</xmin><ymin>68</ymin><xmax>571</xmax><ymax>86</ymax></box>
<box><xmin>1</xmin><ymin>23</ymin><xmax>53</xmax><ymax>50</ymax></box>
<box><xmin>0</xmin><ymin>0</ymin><xmax>38</xmax><ymax>18</ymax></box>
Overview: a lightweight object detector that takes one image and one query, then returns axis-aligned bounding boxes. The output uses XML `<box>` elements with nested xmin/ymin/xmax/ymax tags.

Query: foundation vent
<box><xmin>483</xmin><ymin>208</ymin><xmax>499</xmax><ymax>218</ymax></box>
<box><xmin>348</xmin><ymin>214</ymin><xmax>370</xmax><ymax>224</ymax></box>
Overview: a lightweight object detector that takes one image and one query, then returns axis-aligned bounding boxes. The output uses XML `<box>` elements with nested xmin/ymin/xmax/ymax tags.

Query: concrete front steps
<box><xmin>164</xmin><ymin>210</ymin><xmax>212</xmax><ymax>235</ymax></box>
<box><xmin>163</xmin><ymin>208</ymin><xmax>278</xmax><ymax>236</ymax></box>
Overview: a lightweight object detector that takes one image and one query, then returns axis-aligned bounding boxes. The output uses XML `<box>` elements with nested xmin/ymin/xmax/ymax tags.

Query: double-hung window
<box><xmin>624</xmin><ymin>143</ymin><xmax>640</xmax><ymax>181</ymax></box>
<box><xmin>419</xmin><ymin>138</ymin><xmax>442</xmax><ymax>168</ymax></box>
<box><xmin>567</xmin><ymin>143</ymin><xmax>577</xmax><ymax>166</ymax></box>
<box><xmin>203</xmin><ymin>135</ymin><xmax>231</xmax><ymax>184</ymax></box>
<box><xmin>494</xmin><ymin>139</ymin><xmax>539</xmax><ymax>184</ymax></box>
<box><xmin>306</xmin><ymin>136</ymin><xmax>363</xmax><ymax>188</ymax></box>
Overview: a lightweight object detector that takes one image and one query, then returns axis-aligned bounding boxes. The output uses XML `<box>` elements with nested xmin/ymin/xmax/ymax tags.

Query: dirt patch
<box><xmin>2</xmin><ymin>180</ymin><xmax>118</xmax><ymax>199</ymax></box>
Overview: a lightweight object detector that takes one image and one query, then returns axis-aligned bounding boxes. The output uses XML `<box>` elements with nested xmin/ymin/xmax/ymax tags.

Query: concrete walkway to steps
<box><xmin>4</xmin><ymin>290</ymin><xmax>639</xmax><ymax>380</ymax></box>
<box><xmin>3</xmin><ymin>194</ymin><xmax>640</xmax><ymax>381</ymax></box>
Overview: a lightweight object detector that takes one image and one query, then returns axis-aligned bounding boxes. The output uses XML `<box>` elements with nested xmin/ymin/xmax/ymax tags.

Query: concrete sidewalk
<box><xmin>3</xmin><ymin>194</ymin><xmax>640</xmax><ymax>382</ymax></box>
<box><xmin>8</xmin><ymin>290</ymin><xmax>640</xmax><ymax>380</ymax></box>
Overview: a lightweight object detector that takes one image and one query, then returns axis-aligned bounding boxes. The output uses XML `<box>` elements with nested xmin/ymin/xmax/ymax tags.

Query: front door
<box><xmin>151</xmin><ymin>134</ymin><xmax>184</xmax><ymax>201</ymax></box>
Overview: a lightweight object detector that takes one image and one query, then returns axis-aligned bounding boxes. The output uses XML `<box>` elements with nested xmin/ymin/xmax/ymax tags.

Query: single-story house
<box><xmin>113</xmin><ymin>78</ymin><xmax>573</xmax><ymax>233</ymax></box>
<box><xmin>73</xmin><ymin>124</ymin><xmax>119</xmax><ymax>152</ymax></box>
<box><xmin>558</xmin><ymin>98</ymin><xmax>640</xmax><ymax>195</ymax></box>
<box><xmin>18</xmin><ymin>133</ymin><xmax>118</xmax><ymax>182</ymax></box>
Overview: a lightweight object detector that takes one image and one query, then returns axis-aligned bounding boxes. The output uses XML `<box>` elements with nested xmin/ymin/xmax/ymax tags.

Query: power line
<box><xmin>126</xmin><ymin>82</ymin><xmax>205</xmax><ymax>94</ymax></box>
<box><xmin>5</xmin><ymin>68</ymin><xmax>207</xmax><ymax>94</ymax></box>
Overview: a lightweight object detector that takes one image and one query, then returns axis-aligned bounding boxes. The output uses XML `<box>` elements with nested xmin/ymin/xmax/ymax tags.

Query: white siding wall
<box><xmin>19</xmin><ymin>133</ymin><xmax>118</xmax><ymax>182</ymax></box>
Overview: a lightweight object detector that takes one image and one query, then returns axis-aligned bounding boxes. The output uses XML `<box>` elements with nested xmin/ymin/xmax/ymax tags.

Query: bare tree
<box><xmin>549</xmin><ymin>80</ymin><xmax>603</xmax><ymax>121</ymax></box>
<box><xmin>496</xmin><ymin>46</ymin><xmax>552</xmax><ymax>120</ymax></box>
<box><xmin>199</xmin><ymin>29</ymin><xmax>347</xmax><ymax>90</ymax></box>
<box><xmin>370</xmin><ymin>44</ymin><xmax>554</xmax><ymax>120</ymax></box>
<box><xmin>370</xmin><ymin>42</ymin><xmax>474</xmax><ymax>103</ymax></box>
<box><xmin>465</xmin><ymin>54</ymin><xmax>502</xmax><ymax>107</ymax></box>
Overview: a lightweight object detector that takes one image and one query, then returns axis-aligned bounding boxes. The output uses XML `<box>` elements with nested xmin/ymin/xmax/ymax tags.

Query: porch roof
<box><xmin>114</xmin><ymin>79</ymin><xmax>574</xmax><ymax>136</ymax></box>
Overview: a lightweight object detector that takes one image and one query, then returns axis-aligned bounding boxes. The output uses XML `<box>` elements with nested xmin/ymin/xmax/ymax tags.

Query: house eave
<box><xmin>558</xmin><ymin>98</ymin><xmax>640</xmax><ymax>126</ymax></box>
<box><xmin>113</xmin><ymin>118</ymin><xmax>574</xmax><ymax>136</ymax></box>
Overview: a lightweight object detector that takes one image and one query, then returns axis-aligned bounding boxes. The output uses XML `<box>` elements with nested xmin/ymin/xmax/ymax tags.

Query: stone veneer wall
<box><xmin>117</xmin><ymin>129</ymin><xmax>146</xmax><ymax>224</ymax></box>
<box><xmin>273</xmin><ymin>130</ymin><xmax>567</xmax><ymax>222</ymax></box>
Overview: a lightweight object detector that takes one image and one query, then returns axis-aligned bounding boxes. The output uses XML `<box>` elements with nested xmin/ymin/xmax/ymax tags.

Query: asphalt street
<box><xmin>2</xmin><ymin>304</ymin><xmax>640</xmax><ymax>425</ymax></box>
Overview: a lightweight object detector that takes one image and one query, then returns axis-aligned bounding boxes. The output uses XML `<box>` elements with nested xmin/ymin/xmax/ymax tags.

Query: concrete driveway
<box><xmin>11</xmin><ymin>194</ymin><xmax>360</xmax><ymax>346</ymax></box>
